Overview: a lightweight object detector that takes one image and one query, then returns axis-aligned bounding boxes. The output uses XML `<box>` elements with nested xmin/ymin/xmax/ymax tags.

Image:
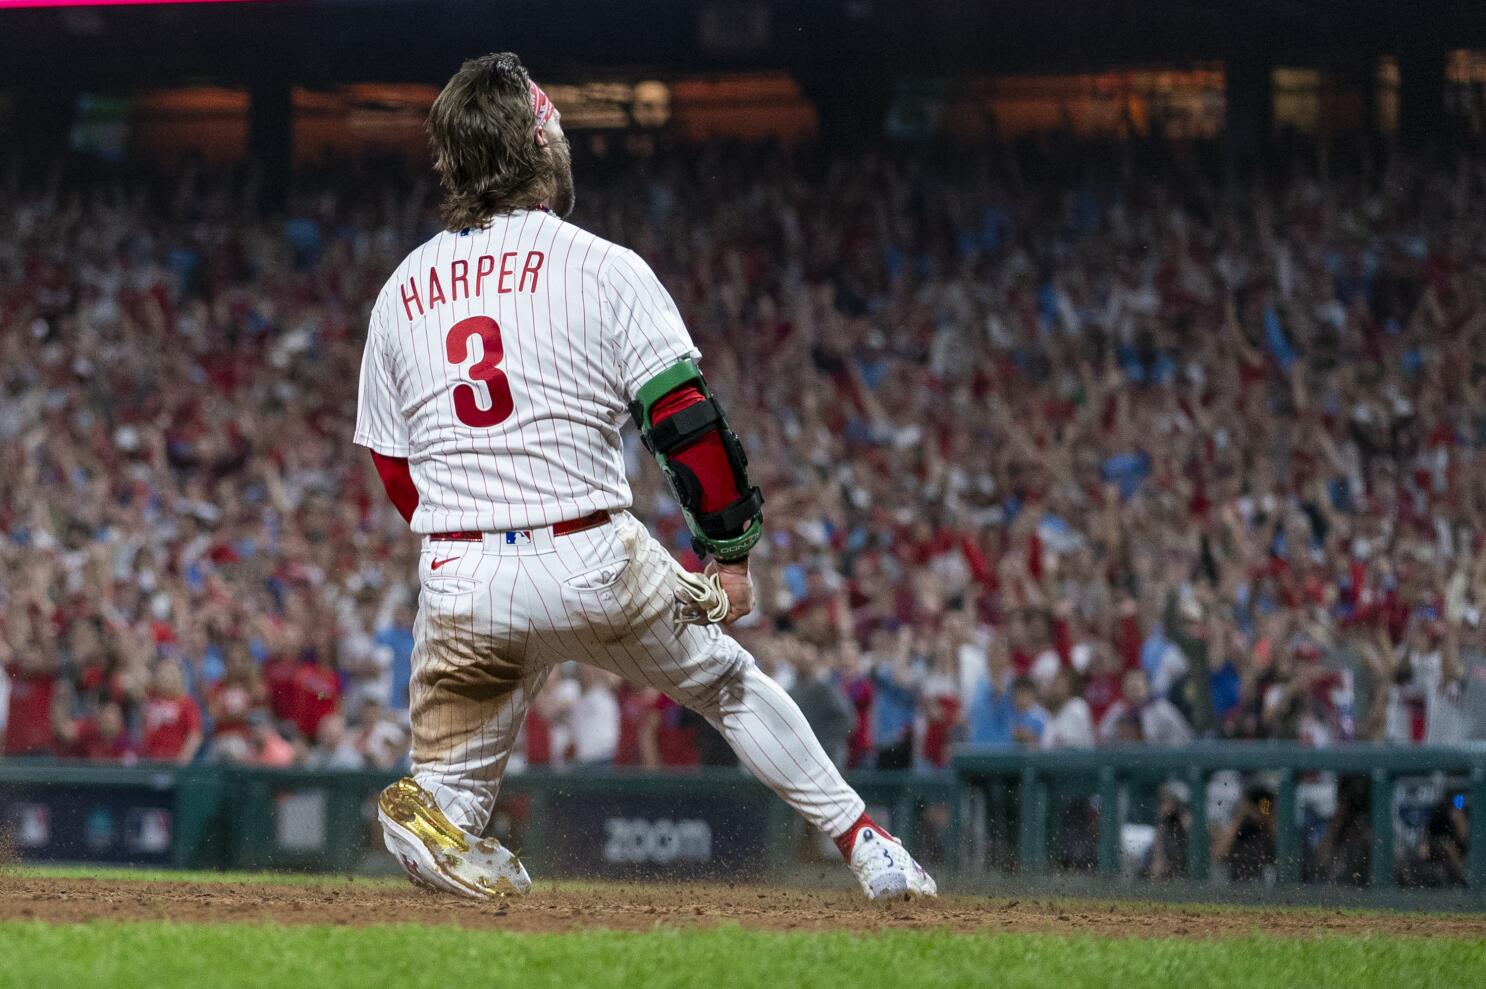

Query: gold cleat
<box><xmin>377</xmin><ymin>777</ymin><xmax>532</xmax><ymax>900</ymax></box>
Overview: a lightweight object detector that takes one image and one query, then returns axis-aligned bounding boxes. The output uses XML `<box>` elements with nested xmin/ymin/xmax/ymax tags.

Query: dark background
<box><xmin>3</xmin><ymin>0</ymin><xmax>1485</xmax><ymax>155</ymax></box>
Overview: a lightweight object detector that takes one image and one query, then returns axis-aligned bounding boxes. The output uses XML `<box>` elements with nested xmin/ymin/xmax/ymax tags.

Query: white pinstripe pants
<box><xmin>408</xmin><ymin>511</ymin><xmax>865</xmax><ymax>839</ymax></box>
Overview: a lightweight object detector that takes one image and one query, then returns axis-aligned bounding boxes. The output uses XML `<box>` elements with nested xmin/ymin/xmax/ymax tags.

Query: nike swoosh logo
<box><xmin>430</xmin><ymin>557</ymin><xmax>461</xmax><ymax>571</ymax></box>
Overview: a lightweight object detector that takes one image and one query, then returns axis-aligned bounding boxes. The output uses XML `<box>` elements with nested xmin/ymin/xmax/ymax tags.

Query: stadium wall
<box><xmin>3</xmin><ymin>747</ymin><xmax>1484</xmax><ymax>910</ymax></box>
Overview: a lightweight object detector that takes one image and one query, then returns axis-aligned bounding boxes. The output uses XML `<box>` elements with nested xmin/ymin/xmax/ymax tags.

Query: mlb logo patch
<box><xmin>504</xmin><ymin>530</ymin><xmax>533</xmax><ymax>545</ymax></box>
<box><xmin>17</xmin><ymin>804</ymin><xmax>49</xmax><ymax>847</ymax></box>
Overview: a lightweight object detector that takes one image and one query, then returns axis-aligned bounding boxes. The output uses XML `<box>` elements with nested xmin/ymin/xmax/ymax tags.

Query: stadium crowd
<box><xmin>4</xmin><ymin>139</ymin><xmax>1486</xmax><ymax>782</ymax></box>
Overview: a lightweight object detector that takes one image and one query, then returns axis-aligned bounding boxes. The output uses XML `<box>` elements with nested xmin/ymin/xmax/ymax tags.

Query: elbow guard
<box><xmin>630</xmin><ymin>359</ymin><xmax>764</xmax><ymax>562</ymax></box>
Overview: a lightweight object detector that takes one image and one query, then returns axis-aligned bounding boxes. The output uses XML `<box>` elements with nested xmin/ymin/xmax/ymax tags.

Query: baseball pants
<box><xmin>408</xmin><ymin>511</ymin><xmax>865</xmax><ymax>839</ymax></box>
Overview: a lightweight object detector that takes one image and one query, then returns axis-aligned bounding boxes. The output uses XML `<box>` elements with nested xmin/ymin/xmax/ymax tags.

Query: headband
<box><xmin>530</xmin><ymin>81</ymin><xmax>556</xmax><ymax>131</ymax></box>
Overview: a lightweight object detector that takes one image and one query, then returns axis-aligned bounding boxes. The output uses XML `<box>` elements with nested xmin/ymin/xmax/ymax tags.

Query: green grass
<box><xmin>3</xmin><ymin>869</ymin><xmax>1481</xmax><ymax>988</ymax></box>
<box><xmin>0</xmin><ymin>922</ymin><xmax>1480</xmax><ymax>989</ymax></box>
<box><xmin>0</xmin><ymin>864</ymin><xmax>400</xmax><ymax>886</ymax></box>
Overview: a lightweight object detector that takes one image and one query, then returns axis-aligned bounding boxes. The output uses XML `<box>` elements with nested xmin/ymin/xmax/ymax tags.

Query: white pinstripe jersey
<box><xmin>353</xmin><ymin>208</ymin><xmax>699</xmax><ymax>534</ymax></box>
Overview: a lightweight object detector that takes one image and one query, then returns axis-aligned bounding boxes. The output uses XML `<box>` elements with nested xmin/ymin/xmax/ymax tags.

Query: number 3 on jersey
<box><xmin>445</xmin><ymin>315</ymin><xmax>514</xmax><ymax>428</ymax></box>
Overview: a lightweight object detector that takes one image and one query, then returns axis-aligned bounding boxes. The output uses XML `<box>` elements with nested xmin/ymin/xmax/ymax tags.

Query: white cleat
<box><xmin>377</xmin><ymin>777</ymin><xmax>531</xmax><ymax>901</ymax></box>
<box><xmin>848</xmin><ymin>826</ymin><xmax>938</xmax><ymax>901</ymax></box>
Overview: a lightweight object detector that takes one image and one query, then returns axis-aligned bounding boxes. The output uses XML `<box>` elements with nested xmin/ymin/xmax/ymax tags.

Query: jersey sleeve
<box><xmin>600</xmin><ymin>247</ymin><xmax>702</xmax><ymax>401</ymax></box>
<box><xmin>353</xmin><ymin>304</ymin><xmax>412</xmax><ymax>457</ymax></box>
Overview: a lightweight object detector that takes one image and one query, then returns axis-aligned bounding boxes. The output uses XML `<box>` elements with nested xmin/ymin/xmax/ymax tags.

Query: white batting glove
<box><xmin>671</xmin><ymin>562</ymin><xmax>730</xmax><ymax>625</ymax></box>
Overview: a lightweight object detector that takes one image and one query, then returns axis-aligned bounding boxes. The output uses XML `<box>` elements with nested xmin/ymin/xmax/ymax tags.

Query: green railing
<box><xmin>952</xmin><ymin>743</ymin><xmax>1486</xmax><ymax>895</ymax></box>
<box><xmin>5</xmin><ymin>746</ymin><xmax>1484</xmax><ymax>907</ymax></box>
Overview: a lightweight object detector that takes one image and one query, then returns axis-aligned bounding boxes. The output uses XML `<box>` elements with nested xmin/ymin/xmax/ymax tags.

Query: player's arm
<box><xmin>370</xmin><ymin>452</ymin><xmax>419</xmax><ymax>524</ymax></box>
<box><xmin>630</xmin><ymin>358</ymin><xmax>764</xmax><ymax>565</ymax></box>
<box><xmin>605</xmin><ymin>247</ymin><xmax>760</xmax><ymax>621</ymax></box>
<box><xmin>354</xmin><ymin>301</ymin><xmax>419</xmax><ymax>525</ymax></box>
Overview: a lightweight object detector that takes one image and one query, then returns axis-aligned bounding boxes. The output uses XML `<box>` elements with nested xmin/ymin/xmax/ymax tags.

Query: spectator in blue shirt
<box><xmin>966</xmin><ymin>639</ymin><xmax>1015</xmax><ymax>746</ymax></box>
<box><xmin>872</xmin><ymin>629</ymin><xmax>920</xmax><ymax>770</ymax></box>
<box><xmin>375</xmin><ymin>603</ymin><xmax>416</xmax><ymax>712</ymax></box>
<box><xmin>1010</xmin><ymin>676</ymin><xmax>1049</xmax><ymax>748</ymax></box>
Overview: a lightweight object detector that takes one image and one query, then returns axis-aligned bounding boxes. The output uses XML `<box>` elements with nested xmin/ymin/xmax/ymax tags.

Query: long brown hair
<box><xmin>428</xmin><ymin>52</ymin><xmax>559</xmax><ymax>231</ymax></box>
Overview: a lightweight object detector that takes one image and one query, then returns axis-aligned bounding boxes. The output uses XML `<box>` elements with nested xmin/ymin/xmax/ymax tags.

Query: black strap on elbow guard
<box><xmin>630</xmin><ymin>359</ymin><xmax>763</xmax><ymax>561</ymax></box>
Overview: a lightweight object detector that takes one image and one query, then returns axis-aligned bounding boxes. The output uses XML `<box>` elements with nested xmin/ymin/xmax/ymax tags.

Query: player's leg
<box><xmin>665</xmin><ymin>633</ymin><xmax>936</xmax><ymax>899</ymax></box>
<box><xmin>546</xmin><ymin>514</ymin><xmax>936</xmax><ymax>899</ymax></box>
<box><xmin>678</xmin><ymin>638</ymin><xmax>865</xmax><ymax>835</ymax></box>
<box><xmin>404</xmin><ymin>638</ymin><xmax>548</xmax><ymax>834</ymax></box>
<box><xmin>378</xmin><ymin>542</ymin><xmax>541</xmax><ymax>899</ymax></box>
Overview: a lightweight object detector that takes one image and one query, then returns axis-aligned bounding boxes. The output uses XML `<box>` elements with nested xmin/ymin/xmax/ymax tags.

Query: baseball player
<box><xmin>356</xmin><ymin>52</ymin><xmax>935</xmax><ymax>901</ymax></box>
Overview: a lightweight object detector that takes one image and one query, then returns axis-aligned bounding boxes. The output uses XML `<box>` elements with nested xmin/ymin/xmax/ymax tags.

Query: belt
<box><xmin>429</xmin><ymin>509</ymin><xmax>612</xmax><ymax>542</ymax></box>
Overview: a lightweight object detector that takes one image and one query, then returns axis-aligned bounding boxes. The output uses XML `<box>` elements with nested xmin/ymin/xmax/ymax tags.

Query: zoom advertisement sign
<box><xmin>540</xmin><ymin>790</ymin><xmax>770</xmax><ymax>880</ymax></box>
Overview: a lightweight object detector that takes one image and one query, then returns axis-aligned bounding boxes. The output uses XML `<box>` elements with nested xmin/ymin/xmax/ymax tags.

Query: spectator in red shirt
<box><xmin>920</xmin><ymin>689</ymin><xmax>961</xmax><ymax>768</ymax></box>
<box><xmin>289</xmin><ymin>652</ymin><xmax>342</xmax><ymax>742</ymax></box>
<box><xmin>1080</xmin><ymin>642</ymin><xmax>1127</xmax><ymax>726</ymax></box>
<box><xmin>141</xmin><ymin>663</ymin><xmax>204</xmax><ymax>764</ymax></box>
<box><xmin>67</xmin><ymin>623</ymin><xmax>111</xmax><ymax>705</ymax></box>
<box><xmin>263</xmin><ymin>649</ymin><xmax>302</xmax><ymax>725</ymax></box>
<box><xmin>521</xmin><ymin>701</ymin><xmax>554</xmax><ymax>767</ymax></box>
<box><xmin>611</xmin><ymin>680</ymin><xmax>651</xmax><ymax>766</ymax></box>
<box><xmin>919</xmin><ymin>642</ymin><xmax>963</xmax><ymax>768</ymax></box>
<box><xmin>845</xmin><ymin>673</ymin><xmax>876</xmax><ymax>769</ymax></box>
<box><xmin>4</xmin><ymin>650</ymin><xmax>62</xmax><ymax>758</ymax></box>
<box><xmin>637</xmin><ymin>692</ymin><xmax>699</xmax><ymax>768</ymax></box>
<box><xmin>206</xmin><ymin>642</ymin><xmax>268</xmax><ymax>746</ymax></box>
<box><xmin>62</xmin><ymin>701</ymin><xmax>138</xmax><ymax>763</ymax></box>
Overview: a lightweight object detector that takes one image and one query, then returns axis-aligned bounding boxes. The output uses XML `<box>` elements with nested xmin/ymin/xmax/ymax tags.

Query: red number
<box><xmin>445</xmin><ymin>315</ymin><xmax>514</xmax><ymax>428</ymax></box>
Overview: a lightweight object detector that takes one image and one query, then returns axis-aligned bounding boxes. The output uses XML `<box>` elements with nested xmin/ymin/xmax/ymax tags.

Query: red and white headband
<box><xmin>530</xmin><ymin>81</ymin><xmax>556</xmax><ymax>131</ymax></box>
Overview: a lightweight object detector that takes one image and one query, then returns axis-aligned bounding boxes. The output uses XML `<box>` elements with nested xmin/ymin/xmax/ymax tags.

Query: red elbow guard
<box><xmin>650</xmin><ymin>387</ymin><xmax>737</xmax><ymax>514</ymax></box>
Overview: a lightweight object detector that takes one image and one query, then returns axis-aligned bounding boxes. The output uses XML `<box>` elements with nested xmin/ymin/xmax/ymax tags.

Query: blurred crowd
<box><xmin>5</xmin><ymin>137</ymin><xmax>1486</xmax><ymax>781</ymax></box>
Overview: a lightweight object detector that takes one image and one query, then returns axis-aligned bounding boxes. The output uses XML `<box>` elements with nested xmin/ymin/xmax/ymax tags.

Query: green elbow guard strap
<box><xmin>630</xmin><ymin>359</ymin><xmax>764</xmax><ymax>562</ymax></box>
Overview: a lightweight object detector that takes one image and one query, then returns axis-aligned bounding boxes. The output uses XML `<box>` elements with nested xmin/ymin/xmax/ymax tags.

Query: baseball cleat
<box><xmin>847</xmin><ymin>826</ymin><xmax>938</xmax><ymax>901</ymax></box>
<box><xmin>377</xmin><ymin>777</ymin><xmax>531</xmax><ymax>900</ymax></box>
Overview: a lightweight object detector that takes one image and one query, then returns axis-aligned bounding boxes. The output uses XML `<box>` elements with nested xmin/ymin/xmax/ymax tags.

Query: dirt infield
<box><xmin>0</xmin><ymin>876</ymin><xmax>1480</xmax><ymax>938</ymax></box>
